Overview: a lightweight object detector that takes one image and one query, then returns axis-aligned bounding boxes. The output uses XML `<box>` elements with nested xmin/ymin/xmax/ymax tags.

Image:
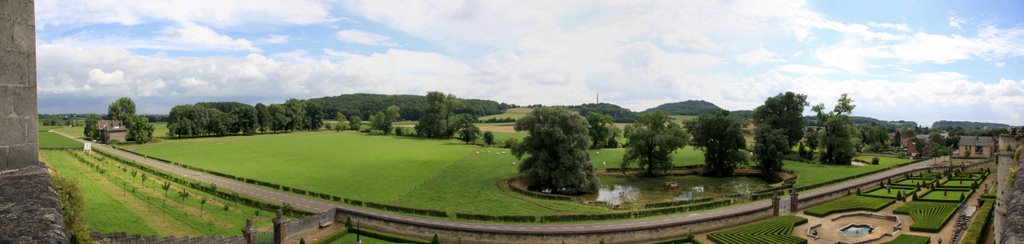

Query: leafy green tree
<box><xmin>687</xmin><ymin>110</ymin><xmax>748</xmax><ymax>176</ymax></box>
<box><xmin>416</xmin><ymin>92</ymin><xmax>463</xmax><ymax>138</ymax></box>
<box><xmin>455</xmin><ymin>114</ymin><xmax>480</xmax><ymax>144</ymax></box>
<box><xmin>269</xmin><ymin>104</ymin><xmax>290</xmax><ymax>132</ymax></box>
<box><xmin>753</xmin><ymin>126</ymin><xmax>788</xmax><ymax>180</ymax></box>
<box><xmin>232</xmin><ymin>105</ymin><xmax>258</xmax><ymax>135</ymax></box>
<box><xmin>806</xmin><ymin>129</ymin><xmax>819</xmax><ymax>158</ymax></box>
<box><xmin>107</xmin><ymin>97</ymin><xmax>136</xmax><ymax>127</ymax></box>
<box><xmin>928</xmin><ymin>132</ymin><xmax>951</xmax><ymax>157</ymax></box>
<box><xmin>284</xmin><ymin>98</ymin><xmax>306</xmax><ymax>132</ymax></box>
<box><xmin>586</xmin><ymin>112</ymin><xmax>616</xmax><ymax>149</ymax></box>
<box><xmin>255</xmin><ymin>103</ymin><xmax>271</xmax><ymax>133</ymax></box>
<box><xmin>83</xmin><ymin>114</ymin><xmax>100</xmax><ymax>140</ymax></box>
<box><xmin>812</xmin><ymin>94</ymin><xmax>856</xmax><ymax>165</ymax></box>
<box><xmin>349</xmin><ymin>115</ymin><xmax>362</xmax><ymax>130</ymax></box>
<box><xmin>335</xmin><ymin>112</ymin><xmax>349</xmax><ymax>131</ymax></box>
<box><xmin>127</xmin><ymin>116</ymin><xmax>155</xmax><ymax>143</ymax></box>
<box><xmin>371</xmin><ymin>105</ymin><xmax>400</xmax><ymax>134</ymax></box>
<box><xmin>483</xmin><ymin>131</ymin><xmax>495</xmax><ymax>146</ymax></box>
<box><xmin>304</xmin><ymin>102</ymin><xmax>325</xmax><ymax>131</ymax></box>
<box><xmin>752</xmin><ymin>91</ymin><xmax>808</xmax><ymax>146</ymax></box>
<box><xmin>512</xmin><ymin>107</ymin><xmax>598</xmax><ymax>194</ymax></box>
<box><xmin>622</xmin><ymin>111</ymin><xmax>688</xmax><ymax>176</ymax></box>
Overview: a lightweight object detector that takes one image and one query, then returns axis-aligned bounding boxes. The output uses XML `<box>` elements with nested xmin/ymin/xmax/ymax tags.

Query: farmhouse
<box><xmin>97</xmin><ymin>120</ymin><xmax>128</xmax><ymax>143</ymax></box>
<box><xmin>958</xmin><ymin>136</ymin><xmax>994</xmax><ymax>158</ymax></box>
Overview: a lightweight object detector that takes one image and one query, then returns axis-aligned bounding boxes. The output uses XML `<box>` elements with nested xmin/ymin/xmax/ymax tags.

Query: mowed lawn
<box><xmin>784</xmin><ymin>156</ymin><xmax>911</xmax><ymax>188</ymax></box>
<box><xmin>588</xmin><ymin>147</ymin><xmax>704</xmax><ymax>170</ymax></box>
<box><xmin>120</xmin><ymin>132</ymin><xmax>476</xmax><ymax>202</ymax></box>
<box><xmin>39</xmin><ymin>131</ymin><xmax>83</xmax><ymax>149</ymax></box>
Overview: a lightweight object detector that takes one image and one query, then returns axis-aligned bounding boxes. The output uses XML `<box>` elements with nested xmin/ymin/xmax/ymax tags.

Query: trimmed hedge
<box><xmin>644</xmin><ymin>197</ymin><xmax>714</xmax><ymax>209</ymax></box>
<box><xmin>347</xmin><ymin>227</ymin><xmax>430</xmax><ymax>244</ymax></box>
<box><xmin>363</xmin><ymin>202</ymin><xmax>448</xmax><ymax>218</ymax></box>
<box><xmin>883</xmin><ymin>234</ymin><xmax>930</xmax><ymax>244</ymax></box>
<box><xmin>961</xmin><ymin>200</ymin><xmax>994</xmax><ymax>244</ymax></box>
<box><xmin>793</xmin><ymin>158</ymin><xmax>927</xmax><ymax>192</ymax></box>
<box><xmin>804</xmin><ymin>195</ymin><xmax>894</xmax><ymax>217</ymax></box>
<box><xmin>454</xmin><ymin>213</ymin><xmax>536</xmax><ymax>223</ymax></box>
<box><xmin>893</xmin><ymin>201</ymin><xmax>959</xmax><ymax>232</ymax></box>
<box><xmin>707</xmin><ymin>215</ymin><xmax>807</xmax><ymax>244</ymax></box>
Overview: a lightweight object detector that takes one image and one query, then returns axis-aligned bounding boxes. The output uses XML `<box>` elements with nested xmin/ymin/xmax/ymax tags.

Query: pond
<box><xmin>585</xmin><ymin>175</ymin><xmax>769</xmax><ymax>205</ymax></box>
<box><xmin>839</xmin><ymin>224</ymin><xmax>874</xmax><ymax>237</ymax></box>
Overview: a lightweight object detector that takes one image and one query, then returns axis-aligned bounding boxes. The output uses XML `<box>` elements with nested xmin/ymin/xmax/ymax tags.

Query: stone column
<box><xmin>790</xmin><ymin>192</ymin><xmax>800</xmax><ymax>212</ymax></box>
<box><xmin>995</xmin><ymin>136</ymin><xmax>1014</xmax><ymax>242</ymax></box>
<box><xmin>273</xmin><ymin>210</ymin><xmax>284</xmax><ymax>244</ymax></box>
<box><xmin>771</xmin><ymin>195</ymin><xmax>780</xmax><ymax>216</ymax></box>
<box><xmin>242</xmin><ymin>219</ymin><xmax>255</xmax><ymax>244</ymax></box>
<box><xmin>0</xmin><ymin>0</ymin><xmax>38</xmax><ymax>170</ymax></box>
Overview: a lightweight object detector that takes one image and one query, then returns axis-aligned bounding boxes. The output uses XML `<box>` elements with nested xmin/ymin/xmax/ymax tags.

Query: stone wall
<box><xmin>1001</xmin><ymin>158</ymin><xmax>1024</xmax><ymax>244</ymax></box>
<box><xmin>0</xmin><ymin>0</ymin><xmax>38</xmax><ymax>170</ymax></box>
<box><xmin>333</xmin><ymin>206</ymin><xmax>773</xmax><ymax>243</ymax></box>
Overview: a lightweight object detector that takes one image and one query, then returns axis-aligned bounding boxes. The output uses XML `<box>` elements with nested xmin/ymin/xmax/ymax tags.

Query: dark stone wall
<box><xmin>0</xmin><ymin>165</ymin><xmax>68</xmax><ymax>243</ymax></box>
<box><xmin>0</xmin><ymin>0</ymin><xmax>38</xmax><ymax>170</ymax></box>
<box><xmin>1001</xmin><ymin>157</ymin><xmax>1024</xmax><ymax>244</ymax></box>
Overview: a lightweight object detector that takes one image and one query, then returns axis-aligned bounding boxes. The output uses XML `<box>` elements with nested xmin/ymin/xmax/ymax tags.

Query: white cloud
<box><xmin>87</xmin><ymin>69</ymin><xmax>128</xmax><ymax>85</ymax></box>
<box><xmin>36</xmin><ymin>0</ymin><xmax>334</xmax><ymax>28</ymax></box>
<box><xmin>261</xmin><ymin>35</ymin><xmax>290</xmax><ymax>44</ymax></box>
<box><xmin>736</xmin><ymin>46</ymin><xmax>783</xmax><ymax>66</ymax></box>
<box><xmin>869</xmin><ymin>22</ymin><xmax>911</xmax><ymax>32</ymax></box>
<box><xmin>949</xmin><ymin>11</ymin><xmax>966</xmax><ymax>30</ymax></box>
<box><xmin>774</xmin><ymin>64</ymin><xmax>836</xmax><ymax>75</ymax></box>
<box><xmin>336</xmin><ymin>29</ymin><xmax>397</xmax><ymax>46</ymax></box>
<box><xmin>159</xmin><ymin>23</ymin><xmax>258</xmax><ymax>51</ymax></box>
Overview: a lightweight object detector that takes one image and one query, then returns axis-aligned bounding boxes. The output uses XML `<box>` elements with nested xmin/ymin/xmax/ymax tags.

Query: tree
<box><xmin>928</xmin><ymin>132</ymin><xmax>951</xmax><ymax>157</ymax></box>
<box><xmin>107</xmin><ymin>97</ymin><xmax>136</xmax><ymax>128</ymax></box>
<box><xmin>233</xmin><ymin>106</ymin><xmax>258</xmax><ymax>135</ymax></box>
<box><xmin>812</xmin><ymin>94</ymin><xmax>857</xmax><ymax>165</ymax></box>
<box><xmin>622</xmin><ymin>111</ymin><xmax>688</xmax><ymax>176</ymax></box>
<box><xmin>269</xmin><ymin>104</ymin><xmax>290</xmax><ymax>133</ymax></box>
<box><xmin>370</xmin><ymin>105</ymin><xmax>400</xmax><ymax>134</ymax></box>
<box><xmin>335</xmin><ymin>112</ymin><xmax>349</xmax><ymax>131</ymax></box>
<box><xmin>83</xmin><ymin>114</ymin><xmax>101</xmax><ymax>140</ymax></box>
<box><xmin>200</xmin><ymin>197</ymin><xmax>208</xmax><ymax>216</ymax></box>
<box><xmin>416</xmin><ymin>92</ymin><xmax>462</xmax><ymax>138</ymax></box>
<box><xmin>512</xmin><ymin>107</ymin><xmax>598</xmax><ymax>194</ymax></box>
<box><xmin>284</xmin><ymin>99</ymin><xmax>306</xmax><ymax>132</ymax></box>
<box><xmin>586</xmin><ymin>112</ymin><xmax>616</xmax><ymax>149</ymax></box>
<box><xmin>304</xmin><ymin>102</ymin><xmax>325</xmax><ymax>131</ymax></box>
<box><xmin>349</xmin><ymin>115</ymin><xmax>362</xmax><ymax>131</ymax></box>
<box><xmin>483</xmin><ymin>131</ymin><xmax>495</xmax><ymax>146</ymax></box>
<box><xmin>455</xmin><ymin>114</ymin><xmax>481</xmax><ymax>144</ymax></box>
<box><xmin>893</xmin><ymin>130</ymin><xmax>902</xmax><ymax>148</ymax></box>
<box><xmin>687</xmin><ymin>110</ymin><xmax>748</xmax><ymax>176</ymax></box>
<box><xmin>255</xmin><ymin>103</ymin><xmax>271</xmax><ymax>133</ymax></box>
<box><xmin>806</xmin><ymin>129</ymin><xmax>819</xmax><ymax>158</ymax></box>
<box><xmin>752</xmin><ymin>91</ymin><xmax>808</xmax><ymax>146</ymax></box>
<box><xmin>127</xmin><ymin>116</ymin><xmax>155</xmax><ymax>143</ymax></box>
<box><xmin>161</xmin><ymin>181</ymin><xmax>171</xmax><ymax>197</ymax></box>
<box><xmin>754</xmin><ymin>126</ymin><xmax>788</xmax><ymax>180</ymax></box>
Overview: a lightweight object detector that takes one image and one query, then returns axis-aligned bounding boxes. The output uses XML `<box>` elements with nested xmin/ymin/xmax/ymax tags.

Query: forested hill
<box><xmin>564</xmin><ymin>103</ymin><xmax>639</xmax><ymax>123</ymax></box>
<box><xmin>643</xmin><ymin>100</ymin><xmax>722</xmax><ymax>115</ymax></box>
<box><xmin>306</xmin><ymin>93</ymin><xmax>515</xmax><ymax>120</ymax></box>
<box><xmin>802</xmin><ymin>115</ymin><xmax>918</xmax><ymax>129</ymax></box>
<box><xmin>931</xmin><ymin>120</ymin><xmax>1011</xmax><ymax>130</ymax></box>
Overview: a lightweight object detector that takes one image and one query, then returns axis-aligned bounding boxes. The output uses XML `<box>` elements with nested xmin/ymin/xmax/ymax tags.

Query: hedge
<box><xmin>644</xmin><ymin>197</ymin><xmax>714</xmax><ymax>209</ymax></box>
<box><xmin>893</xmin><ymin>201</ymin><xmax>959</xmax><ymax>232</ymax></box>
<box><xmin>961</xmin><ymin>200</ymin><xmax>994</xmax><ymax>244</ymax></box>
<box><xmin>347</xmin><ymin>227</ymin><xmax>430</xmax><ymax>244</ymax></box>
<box><xmin>804</xmin><ymin>195</ymin><xmax>894</xmax><ymax>217</ymax></box>
<box><xmin>883</xmin><ymin>234</ymin><xmax>930</xmax><ymax>244</ymax></box>
<box><xmin>506</xmin><ymin>179</ymin><xmax>572</xmax><ymax>201</ymax></box>
<box><xmin>707</xmin><ymin>215</ymin><xmax>807</xmax><ymax>244</ymax></box>
<box><xmin>363</xmin><ymin>202</ymin><xmax>448</xmax><ymax>218</ymax></box>
<box><xmin>793</xmin><ymin>158</ymin><xmax>927</xmax><ymax>192</ymax></box>
<box><xmin>454</xmin><ymin>213</ymin><xmax>537</xmax><ymax>223</ymax></box>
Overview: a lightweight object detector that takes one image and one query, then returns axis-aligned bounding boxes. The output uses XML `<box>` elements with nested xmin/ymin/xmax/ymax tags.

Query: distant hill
<box><xmin>644</xmin><ymin>100</ymin><xmax>722</xmax><ymax>115</ymax></box>
<box><xmin>307</xmin><ymin>93</ymin><xmax>514</xmax><ymax>120</ymax></box>
<box><xmin>566</xmin><ymin>103</ymin><xmax>639</xmax><ymax>123</ymax></box>
<box><xmin>931</xmin><ymin>120</ymin><xmax>1011</xmax><ymax>130</ymax></box>
<box><xmin>803</xmin><ymin>115</ymin><xmax>918</xmax><ymax>129</ymax></box>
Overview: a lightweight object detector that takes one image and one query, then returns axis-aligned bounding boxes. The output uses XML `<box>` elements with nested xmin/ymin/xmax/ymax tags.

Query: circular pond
<box><xmin>585</xmin><ymin>175</ymin><xmax>769</xmax><ymax>205</ymax></box>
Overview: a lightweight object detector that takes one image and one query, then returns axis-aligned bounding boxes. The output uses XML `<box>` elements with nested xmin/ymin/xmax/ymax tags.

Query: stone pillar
<box><xmin>0</xmin><ymin>0</ymin><xmax>38</xmax><ymax>170</ymax></box>
<box><xmin>790</xmin><ymin>192</ymin><xmax>799</xmax><ymax>212</ymax></box>
<box><xmin>771</xmin><ymin>195</ymin><xmax>780</xmax><ymax>216</ymax></box>
<box><xmin>995</xmin><ymin>137</ymin><xmax>1014</xmax><ymax>242</ymax></box>
<box><xmin>242</xmin><ymin>219</ymin><xmax>255</xmax><ymax>244</ymax></box>
<box><xmin>273</xmin><ymin>210</ymin><xmax>284</xmax><ymax>244</ymax></box>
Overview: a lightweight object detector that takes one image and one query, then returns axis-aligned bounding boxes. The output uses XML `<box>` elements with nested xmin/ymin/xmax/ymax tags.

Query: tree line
<box><xmin>166</xmin><ymin>99</ymin><xmax>324</xmax><ymax>138</ymax></box>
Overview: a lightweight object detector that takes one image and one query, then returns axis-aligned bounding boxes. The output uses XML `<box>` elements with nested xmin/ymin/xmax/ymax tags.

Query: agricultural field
<box><xmin>883</xmin><ymin>234</ymin><xmax>931</xmax><ymax>244</ymax></box>
<box><xmin>41</xmin><ymin>150</ymin><xmax>274</xmax><ymax>236</ymax></box>
<box><xmin>39</xmin><ymin>131</ymin><xmax>83</xmax><ymax>149</ymax></box>
<box><xmin>478</xmin><ymin>107</ymin><xmax>533</xmax><ymax>121</ymax></box>
<box><xmin>893</xmin><ymin>201</ymin><xmax>959</xmax><ymax>232</ymax></box>
<box><xmin>54</xmin><ymin>122</ymin><xmax>171</xmax><ymax>140</ymax></box>
<box><xmin>919</xmin><ymin>189</ymin><xmax>973</xmax><ymax>202</ymax></box>
<box><xmin>804</xmin><ymin>195</ymin><xmax>894</xmax><ymax>217</ymax></box>
<box><xmin>706</xmin><ymin>215</ymin><xmax>807</xmax><ymax>244</ymax></box>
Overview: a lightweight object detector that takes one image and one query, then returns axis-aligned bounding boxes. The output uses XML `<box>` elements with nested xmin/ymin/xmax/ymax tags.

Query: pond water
<box><xmin>839</xmin><ymin>225</ymin><xmax>874</xmax><ymax>237</ymax></box>
<box><xmin>585</xmin><ymin>175</ymin><xmax>769</xmax><ymax>205</ymax></box>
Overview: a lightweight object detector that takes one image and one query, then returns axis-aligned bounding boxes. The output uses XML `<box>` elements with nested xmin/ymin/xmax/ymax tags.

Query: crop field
<box><xmin>41</xmin><ymin>150</ymin><xmax>273</xmax><ymax>236</ymax></box>
<box><xmin>783</xmin><ymin>156</ymin><xmax>911</xmax><ymax>188</ymax></box>
<box><xmin>883</xmin><ymin>234</ymin><xmax>930</xmax><ymax>244</ymax></box>
<box><xmin>478</xmin><ymin>107</ymin><xmax>533</xmax><ymax>121</ymax></box>
<box><xmin>919</xmin><ymin>189</ymin><xmax>973</xmax><ymax>202</ymax></box>
<box><xmin>804</xmin><ymin>195</ymin><xmax>895</xmax><ymax>217</ymax></box>
<box><xmin>861</xmin><ymin>186</ymin><xmax>917</xmax><ymax>200</ymax></box>
<box><xmin>893</xmin><ymin>201</ymin><xmax>959</xmax><ymax>232</ymax></box>
<box><xmin>39</xmin><ymin>131</ymin><xmax>83</xmax><ymax>149</ymax></box>
<box><xmin>707</xmin><ymin>215</ymin><xmax>807</xmax><ymax>244</ymax></box>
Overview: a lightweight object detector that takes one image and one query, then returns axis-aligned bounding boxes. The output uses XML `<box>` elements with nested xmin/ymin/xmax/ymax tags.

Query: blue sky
<box><xmin>35</xmin><ymin>0</ymin><xmax>1024</xmax><ymax>126</ymax></box>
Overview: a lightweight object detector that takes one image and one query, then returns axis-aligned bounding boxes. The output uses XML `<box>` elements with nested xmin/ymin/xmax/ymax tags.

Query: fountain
<box><xmin>839</xmin><ymin>224</ymin><xmax>875</xmax><ymax>237</ymax></box>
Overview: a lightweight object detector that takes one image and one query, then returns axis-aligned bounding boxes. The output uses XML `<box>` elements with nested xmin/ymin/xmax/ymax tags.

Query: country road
<box><xmin>54</xmin><ymin>131</ymin><xmax>943</xmax><ymax>235</ymax></box>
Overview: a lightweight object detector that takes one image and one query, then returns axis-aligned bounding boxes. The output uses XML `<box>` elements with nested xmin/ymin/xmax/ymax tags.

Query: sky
<box><xmin>34</xmin><ymin>0</ymin><xmax>1024</xmax><ymax>126</ymax></box>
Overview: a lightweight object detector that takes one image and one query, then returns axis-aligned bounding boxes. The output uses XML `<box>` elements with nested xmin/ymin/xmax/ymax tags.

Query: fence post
<box><xmin>273</xmin><ymin>210</ymin><xmax>284</xmax><ymax>244</ymax></box>
<box><xmin>242</xmin><ymin>219</ymin><xmax>255</xmax><ymax>244</ymax></box>
<box><xmin>790</xmin><ymin>191</ymin><xmax>800</xmax><ymax>212</ymax></box>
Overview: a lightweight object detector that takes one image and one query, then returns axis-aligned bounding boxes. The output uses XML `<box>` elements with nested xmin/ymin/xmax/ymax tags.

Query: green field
<box><xmin>883</xmin><ymin>234</ymin><xmax>931</xmax><ymax>244</ymax></box>
<box><xmin>39</xmin><ymin>131</ymin><xmax>83</xmax><ymax>149</ymax></box>
<box><xmin>939</xmin><ymin>179</ymin><xmax>978</xmax><ymax>188</ymax></box>
<box><xmin>861</xmin><ymin>186</ymin><xmax>917</xmax><ymax>200</ymax></box>
<box><xmin>893</xmin><ymin>201</ymin><xmax>959</xmax><ymax>232</ymax></box>
<box><xmin>478</xmin><ymin>107</ymin><xmax>533</xmax><ymax>121</ymax></box>
<box><xmin>804</xmin><ymin>195</ymin><xmax>894</xmax><ymax>217</ymax></box>
<box><xmin>707</xmin><ymin>215</ymin><xmax>807</xmax><ymax>244</ymax></box>
<box><xmin>589</xmin><ymin>147</ymin><xmax>704</xmax><ymax>170</ymax></box>
<box><xmin>892</xmin><ymin>178</ymin><xmax>935</xmax><ymax>187</ymax></box>
<box><xmin>919</xmin><ymin>189</ymin><xmax>972</xmax><ymax>202</ymax></box>
<box><xmin>42</xmin><ymin>150</ymin><xmax>273</xmax><ymax>236</ymax></box>
<box><xmin>784</xmin><ymin>156</ymin><xmax>911</xmax><ymax>188</ymax></box>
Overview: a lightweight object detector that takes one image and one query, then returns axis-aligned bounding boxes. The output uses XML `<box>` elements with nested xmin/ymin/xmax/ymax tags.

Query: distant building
<box><xmin>97</xmin><ymin>120</ymin><xmax>127</xmax><ymax>143</ymax></box>
<box><xmin>958</xmin><ymin>136</ymin><xmax>994</xmax><ymax>158</ymax></box>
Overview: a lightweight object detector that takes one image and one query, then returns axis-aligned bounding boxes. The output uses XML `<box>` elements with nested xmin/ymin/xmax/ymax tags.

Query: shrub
<box><xmin>885</xmin><ymin>234</ymin><xmax>930</xmax><ymax>244</ymax></box>
<box><xmin>503</xmin><ymin>137</ymin><xmax>520</xmax><ymax>148</ymax></box>
<box><xmin>871</xmin><ymin>157</ymin><xmax>879</xmax><ymax>165</ymax></box>
<box><xmin>707</xmin><ymin>215</ymin><xmax>807</xmax><ymax>244</ymax></box>
<box><xmin>894</xmin><ymin>201</ymin><xmax>958</xmax><ymax>232</ymax></box>
<box><xmin>51</xmin><ymin>173</ymin><xmax>92</xmax><ymax>244</ymax></box>
<box><xmin>962</xmin><ymin>200</ymin><xmax>994</xmax><ymax>244</ymax></box>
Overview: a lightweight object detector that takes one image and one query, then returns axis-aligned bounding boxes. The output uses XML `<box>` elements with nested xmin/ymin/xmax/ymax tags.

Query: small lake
<box><xmin>585</xmin><ymin>175</ymin><xmax>769</xmax><ymax>205</ymax></box>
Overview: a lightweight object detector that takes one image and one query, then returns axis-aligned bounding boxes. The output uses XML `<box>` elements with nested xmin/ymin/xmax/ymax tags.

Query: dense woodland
<box><xmin>307</xmin><ymin>93</ymin><xmax>515</xmax><ymax>121</ymax></box>
<box><xmin>643</xmin><ymin>100</ymin><xmax>722</xmax><ymax>115</ymax></box>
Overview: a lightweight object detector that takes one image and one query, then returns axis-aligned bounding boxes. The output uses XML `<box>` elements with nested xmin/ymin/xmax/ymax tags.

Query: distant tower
<box><xmin>596</xmin><ymin>93</ymin><xmax>600</xmax><ymax>104</ymax></box>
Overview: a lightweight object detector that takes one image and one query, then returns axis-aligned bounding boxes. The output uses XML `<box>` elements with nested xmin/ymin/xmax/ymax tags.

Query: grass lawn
<box><xmin>784</xmin><ymin>156</ymin><xmax>911</xmax><ymax>188</ymax></box>
<box><xmin>854</xmin><ymin>155</ymin><xmax>908</xmax><ymax>165</ymax></box>
<box><xmin>892</xmin><ymin>179</ymin><xmax>935</xmax><ymax>187</ymax></box>
<box><xmin>589</xmin><ymin>147</ymin><xmax>704</xmax><ymax>170</ymax></box>
<box><xmin>894</xmin><ymin>201</ymin><xmax>959</xmax><ymax>232</ymax></box>
<box><xmin>478</xmin><ymin>107</ymin><xmax>533</xmax><ymax>121</ymax></box>
<box><xmin>330</xmin><ymin>234</ymin><xmax>394</xmax><ymax>244</ymax></box>
<box><xmin>39</xmin><ymin>131</ymin><xmax>83</xmax><ymax>149</ymax></box>
<box><xmin>919</xmin><ymin>189</ymin><xmax>973</xmax><ymax>202</ymax></box>
<box><xmin>120</xmin><ymin>132</ymin><xmax>476</xmax><ymax>203</ymax></box>
<box><xmin>940</xmin><ymin>179</ymin><xmax>978</xmax><ymax>188</ymax></box>
<box><xmin>861</xmin><ymin>187</ymin><xmax>917</xmax><ymax>200</ymax></box>
<box><xmin>804</xmin><ymin>195</ymin><xmax>895</xmax><ymax>217</ymax></box>
<box><xmin>883</xmin><ymin>234</ymin><xmax>931</xmax><ymax>244</ymax></box>
<box><xmin>393</xmin><ymin>148</ymin><xmax>608</xmax><ymax>215</ymax></box>
<box><xmin>42</xmin><ymin>150</ymin><xmax>158</xmax><ymax>235</ymax></box>
<box><xmin>707</xmin><ymin>215</ymin><xmax>807</xmax><ymax>244</ymax></box>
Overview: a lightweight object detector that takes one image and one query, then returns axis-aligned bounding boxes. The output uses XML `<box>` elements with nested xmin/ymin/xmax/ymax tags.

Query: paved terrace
<box><xmin>56</xmin><ymin>131</ymin><xmax>943</xmax><ymax>235</ymax></box>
